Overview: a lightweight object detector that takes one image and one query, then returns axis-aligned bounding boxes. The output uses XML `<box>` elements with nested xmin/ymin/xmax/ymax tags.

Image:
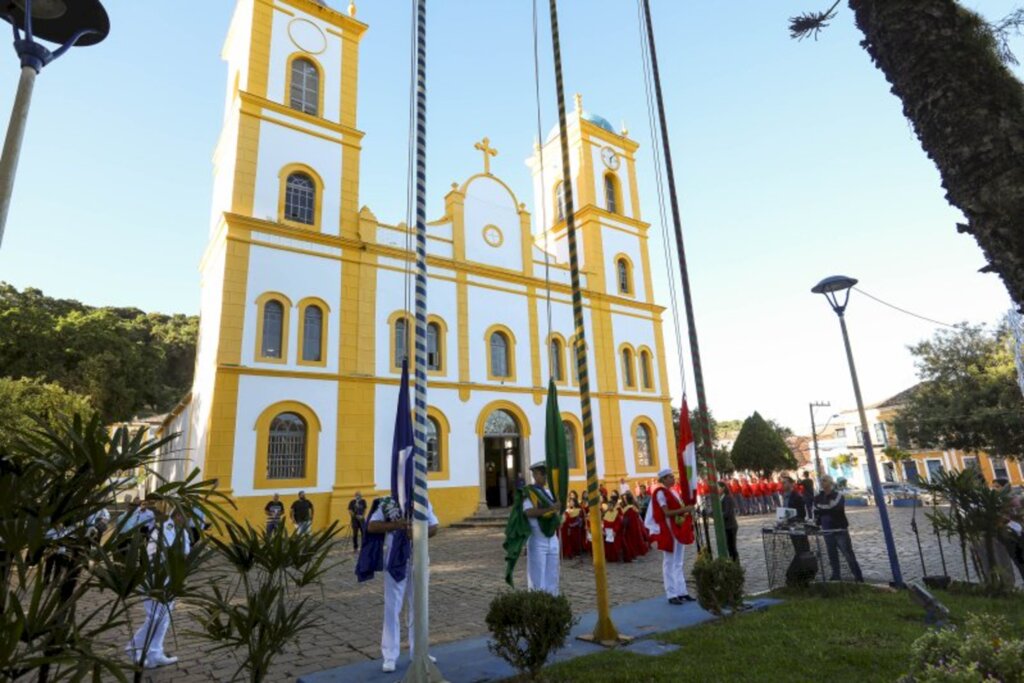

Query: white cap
<box><xmin>657</xmin><ymin>468</ymin><xmax>673</xmax><ymax>480</ymax></box>
<box><xmin>529</xmin><ymin>460</ymin><xmax>548</xmax><ymax>471</ymax></box>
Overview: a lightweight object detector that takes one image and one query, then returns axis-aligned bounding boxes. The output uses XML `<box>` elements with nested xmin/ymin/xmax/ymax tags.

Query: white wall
<box><xmin>267</xmin><ymin>9</ymin><xmax>344</xmax><ymax>123</ymax></box>
<box><xmin>232</xmin><ymin>374</ymin><xmax>339</xmax><ymax>496</ymax></box>
<box><xmin>464</xmin><ymin>176</ymin><xmax>524</xmax><ymax>272</ymax></box>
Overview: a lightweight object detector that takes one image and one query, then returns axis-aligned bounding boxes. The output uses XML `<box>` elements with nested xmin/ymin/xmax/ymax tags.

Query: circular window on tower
<box><xmin>483</xmin><ymin>224</ymin><xmax>504</xmax><ymax>248</ymax></box>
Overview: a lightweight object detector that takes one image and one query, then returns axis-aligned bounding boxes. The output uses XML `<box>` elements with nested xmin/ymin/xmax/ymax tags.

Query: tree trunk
<box><xmin>849</xmin><ymin>1</ymin><xmax>1024</xmax><ymax>305</ymax></box>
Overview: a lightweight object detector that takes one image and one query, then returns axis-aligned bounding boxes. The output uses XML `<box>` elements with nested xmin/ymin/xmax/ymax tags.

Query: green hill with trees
<box><xmin>0</xmin><ymin>283</ymin><xmax>197</xmax><ymax>441</ymax></box>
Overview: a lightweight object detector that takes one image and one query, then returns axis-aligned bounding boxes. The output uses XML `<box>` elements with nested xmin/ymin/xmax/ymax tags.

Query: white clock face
<box><xmin>601</xmin><ymin>147</ymin><xmax>620</xmax><ymax>170</ymax></box>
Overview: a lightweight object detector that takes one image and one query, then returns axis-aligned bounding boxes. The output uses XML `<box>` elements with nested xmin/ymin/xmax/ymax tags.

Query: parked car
<box><xmin>880</xmin><ymin>482</ymin><xmax>934</xmax><ymax>505</ymax></box>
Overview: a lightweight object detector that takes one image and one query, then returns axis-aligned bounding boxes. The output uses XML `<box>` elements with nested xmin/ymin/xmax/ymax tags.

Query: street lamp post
<box><xmin>812</xmin><ymin>275</ymin><xmax>904</xmax><ymax>587</ymax></box>
<box><xmin>809</xmin><ymin>400</ymin><xmax>830</xmax><ymax>481</ymax></box>
<box><xmin>0</xmin><ymin>0</ymin><xmax>109</xmax><ymax>249</ymax></box>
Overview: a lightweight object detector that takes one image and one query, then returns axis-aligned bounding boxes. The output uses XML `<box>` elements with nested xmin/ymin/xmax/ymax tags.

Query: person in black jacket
<box><xmin>718</xmin><ymin>481</ymin><xmax>740</xmax><ymax>562</ymax></box>
<box><xmin>814</xmin><ymin>475</ymin><xmax>864</xmax><ymax>581</ymax></box>
<box><xmin>782</xmin><ymin>476</ymin><xmax>805</xmax><ymax>522</ymax></box>
<box><xmin>799</xmin><ymin>470</ymin><xmax>815</xmax><ymax>520</ymax></box>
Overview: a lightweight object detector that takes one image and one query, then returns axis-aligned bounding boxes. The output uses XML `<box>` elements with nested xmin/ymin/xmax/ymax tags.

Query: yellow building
<box><xmin>153</xmin><ymin>0</ymin><xmax>678</xmax><ymax>530</ymax></box>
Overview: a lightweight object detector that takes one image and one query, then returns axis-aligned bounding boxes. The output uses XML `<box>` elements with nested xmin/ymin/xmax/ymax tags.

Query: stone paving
<box><xmin>118</xmin><ymin>507</ymin><xmax>1014</xmax><ymax>682</ymax></box>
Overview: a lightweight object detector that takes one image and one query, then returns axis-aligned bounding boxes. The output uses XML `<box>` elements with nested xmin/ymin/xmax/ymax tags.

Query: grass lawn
<box><xmin>543</xmin><ymin>585</ymin><xmax>1024</xmax><ymax>682</ymax></box>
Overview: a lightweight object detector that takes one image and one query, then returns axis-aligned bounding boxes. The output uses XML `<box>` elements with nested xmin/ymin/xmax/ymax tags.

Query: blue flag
<box><xmin>391</xmin><ymin>360</ymin><xmax>415</xmax><ymax>516</ymax></box>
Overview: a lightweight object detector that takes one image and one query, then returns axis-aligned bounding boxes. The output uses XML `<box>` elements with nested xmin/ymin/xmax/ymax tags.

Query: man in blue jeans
<box><xmin>813</xmin><ymin>475</ymin><xmax>864</xmax><ymax>582</ymax></box>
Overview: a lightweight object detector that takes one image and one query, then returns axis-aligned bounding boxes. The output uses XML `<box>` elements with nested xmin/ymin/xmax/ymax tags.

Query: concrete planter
<box><xmin>845</xmin><ymin>497</ymin><xmax>868</xmax><ymax>507</ymax></box>
<box><xmin>891</xmin><ymin>498</ymin><xmax>921</xmax><ymax>508</ymax></box>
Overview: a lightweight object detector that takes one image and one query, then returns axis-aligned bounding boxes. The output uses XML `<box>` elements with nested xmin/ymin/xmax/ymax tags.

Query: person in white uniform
<box><xmin>126</xmin><ymin>505</ymin><xmax>190</xmax><ymax>669</ymax></box>
<box><xmin>367</xmin><ymin>498</ymin><xmax>439</xmax><ymax>673</ymax></box>
<box><xmin>521</xmin><ymin>460</ymin><xmax>561</xmax><ymax>595</ymax></box>
<box><xmin>644</xmin><ymin>468</ymin><xmax>696</xmax><ymax>604</ymax></box>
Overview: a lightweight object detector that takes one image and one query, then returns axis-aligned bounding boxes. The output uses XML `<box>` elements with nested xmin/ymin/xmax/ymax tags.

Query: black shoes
<box><xmin>668</xmin><ymin>597</ymin><xmax>683</xmax><ymax>605</ymax></box>
<box><xmin>678</xmin><ymin>594</ymin><xmax>696</xmax><ymax>602</ymax></box>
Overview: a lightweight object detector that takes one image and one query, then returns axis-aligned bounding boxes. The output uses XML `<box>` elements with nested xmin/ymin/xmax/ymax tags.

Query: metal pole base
<box><xmin>577</xmin><ymin>627</ymin><xmax>633</xmax><ymax>648</ymax></box>
<box><xmin>400</xmin><ymin>657</ymin><xmax>446</xmax><ymax>683</ymax></box>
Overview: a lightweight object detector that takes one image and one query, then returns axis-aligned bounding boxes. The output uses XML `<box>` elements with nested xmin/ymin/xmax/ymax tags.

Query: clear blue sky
<box><xmin>0</xmin><ymin>0</ymin><xmax>1018</xmax><ymax>432</ymax></box>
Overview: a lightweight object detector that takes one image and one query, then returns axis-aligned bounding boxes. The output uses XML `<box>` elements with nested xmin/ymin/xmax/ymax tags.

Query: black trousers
<box><xmin>351</xmin><ymin>518</ymin><xmax>364</xmax><ymax>549</ymax></box>
<box><xmin>725</xmin><ymin>527</ymin><xmax>739</xmax><ymax>562</ymax></box>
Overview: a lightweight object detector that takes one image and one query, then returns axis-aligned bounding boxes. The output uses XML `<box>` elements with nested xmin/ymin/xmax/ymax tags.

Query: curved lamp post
<box><xmin>812</xmin><ymin>275</ymin><xmax>904</xmax><ymax>587</ymax></box>
<box><xmin>0</xmin><ymin>0</ymin><xmax>109</xmax><ymax>249</ymax></box>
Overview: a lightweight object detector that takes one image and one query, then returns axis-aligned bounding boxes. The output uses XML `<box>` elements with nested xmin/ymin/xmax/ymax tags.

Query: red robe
<box><xmin>621</xmin><ymin>505</ymin><xmax>649</xmax><ymax>558</ymax></box>
<box><xmin>560</xmin><ymin>508</ymin><xmax>586</xmax><ymax>559</ymax></box>
<box><xmin>602</xmin><ymin>508</ymin><xmax>627</xmax><ymax>562</ymax></box>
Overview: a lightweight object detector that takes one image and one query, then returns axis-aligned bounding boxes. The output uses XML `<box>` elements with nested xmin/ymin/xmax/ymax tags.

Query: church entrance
<box><xmin>483</xmin><ymin>409</ymin><xmax>521</xmax><ymax>508</ymax></box>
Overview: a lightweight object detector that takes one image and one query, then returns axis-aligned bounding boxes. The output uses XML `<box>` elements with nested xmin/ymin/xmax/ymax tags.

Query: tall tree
<box><xmin>895</xmin><ymin>322</ymin><xmax>1024</xmax><ymax>457</ymax></box>
<box><xmin>0</xmin><ymin>377</ymin><xmax>94</xmax><ymax>450</ymax></box>
<box><xmin>791</xmin><ymin>2</ymin><xmax>1024</xmax><ymax>304</ymax></box>
<box><xmin>731</xmin><ymin>411</ymin><xmax>798</xmax><ymax>477</ymax></box>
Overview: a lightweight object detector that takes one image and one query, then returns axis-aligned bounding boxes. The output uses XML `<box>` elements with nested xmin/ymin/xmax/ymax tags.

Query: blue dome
<box><xmin>546</xmin><ymin>110</ymin><xmax>617</xmax><ymax>140</ymax></box>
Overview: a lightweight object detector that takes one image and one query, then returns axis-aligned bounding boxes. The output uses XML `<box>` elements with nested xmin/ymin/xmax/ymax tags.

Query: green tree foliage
<box><xmin>0</xmin><ymin>283</ymin><xmax>198</xmax><ymax>422</ymax></box>
<box><xmin>0</xmin><ymin>377</ymin><xmax>94</xmax><ymax>449</ymax></box>
<box><xmin>895</xmin><ymin>323</ymin><xmax>1024</xmax><ymax>458</ymax></box>
<box><xmin>731</xmin><ymin>411</ymin><xmax>798</xmax><ymax>477</ymax></box>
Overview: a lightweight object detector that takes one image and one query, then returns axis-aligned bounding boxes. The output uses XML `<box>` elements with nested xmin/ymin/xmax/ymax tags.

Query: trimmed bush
<box><xmin>692</xmin><ymin>550</ymin><xmax>745</xmax><ymax>615</ymax></box>
<box><xmin>486</xmin><ymin>590</ymin><xmax>576</xmax><ymax>680</ymax></box>
<box><xmin>902</xmin><ymin>613</ymin><xmax>1024</xmax><ymax>682</ymax></box>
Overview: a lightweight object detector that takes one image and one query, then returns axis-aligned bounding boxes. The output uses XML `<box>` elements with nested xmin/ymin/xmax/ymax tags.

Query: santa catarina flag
<box><xmin>675</xmin><ymin>399</ymin><xmax>698</xmax><ymax>546</ymax></box>
<box><xmin>545</xmin><ymin>378</ymin><xmax>569</xmax><ymax>512</ymax></box>
<box><xmin>677</xmin><ymin>398</ymin><xmax>698</xmax><ymax>506</ymax></box>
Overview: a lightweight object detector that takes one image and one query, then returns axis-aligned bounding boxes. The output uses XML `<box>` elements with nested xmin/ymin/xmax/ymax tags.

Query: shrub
<box><xmin>902</xmin><ymin>613</ymin><xmax>1024</xmax><ymax>682</ymax></box>
<box><xmin>692</xmin><ymin>550</ymin><xmax>745</xmax><ymax>615</ymax></box>
<box><xmin>486</xmin><ymin>590</ymin><xmax>576</xmax><ymax>680</ymax></box>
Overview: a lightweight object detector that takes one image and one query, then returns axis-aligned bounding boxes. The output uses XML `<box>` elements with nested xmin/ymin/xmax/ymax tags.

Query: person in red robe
<box><xmin>560</xmin><ymin>500</ymin><xmax>586</xmax><ymax>559</ymax></box>
<box><xmin>620</xmin><ymin>493</ymin><xmax>649</xmax><ymax>558</ymax></box>
<box><xmin>602</xmin><ymin>503</ymin><xmax>628</xmax><ymax>562</ymax></box>
<box><xmin>741</xmin><ymin>478</ymin><xmax>753</xmax><ymax>516</ymax></box>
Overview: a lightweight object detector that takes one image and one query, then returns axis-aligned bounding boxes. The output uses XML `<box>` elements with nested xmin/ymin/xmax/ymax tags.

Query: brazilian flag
<box><xmin>545</xmin><ymin>378</ymin><xmax>569</xmax><ymax>513</ymax></box>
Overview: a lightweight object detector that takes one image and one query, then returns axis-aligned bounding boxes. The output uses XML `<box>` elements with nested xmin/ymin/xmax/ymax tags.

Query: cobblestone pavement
<box><xmin>117</xmin><ymin>507</ymin><xmax>1015</xmax><ymax>681</ymax></box>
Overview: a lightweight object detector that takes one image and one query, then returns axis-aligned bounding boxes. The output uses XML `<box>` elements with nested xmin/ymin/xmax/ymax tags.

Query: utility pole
<box><xmin>809</xmin><ymin>401</ymin><xmax>830</xmax><ymax>481</ymax></box>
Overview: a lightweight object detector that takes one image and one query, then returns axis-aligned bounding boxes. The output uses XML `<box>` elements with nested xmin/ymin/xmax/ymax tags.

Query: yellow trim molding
<box><xmin>255</xmin><ymin>292</ymin><xmax>293</xmax><ymax>364</ymax></box>
<box><xmin>484</xmin><ymin>323</ymin><xmax>517</xmax><ymax>382</ymax></box>
<box><xmin>278</xmin><ymin>163</ymin><xmax>325</xmax><ymax>231</ymax></box>
<box><xmin>387</xmin><ymin>309</ymin><xmax>411</xmax><ymax>373</ymax></box>
<box><xmin>614</xmin><ymin>253</ymin><xmax>635</xmax><ymax>298</ymax></box>
<box><xmin>426</xmin><ymin>314</ymin><xmax>448</xmax><ymax>377</ymax></box>
<box><xmin>547</xmin><ymin>332</ymin><xmax>568</xmax><ymax>386</ymax></box>
<box><xmin>284</xmin><ymin>52</ymin><xmax>326</xmax><ymax>119</ymax></box>
<box><xmin>637</xmin><ymin>345</ymin><xmax>655</xmax><ymax>392</ymax></box>
<box><xmin>426</xmin><ymin>406</ymin><xmax>450</xmax><ymax>481</ymax></box>
<box><xmin>253</xmin><ymin>400</ymin><xmax>321</xmax><ymax>489</ymax></box>
<box><xmin>603</xmin><ymin>171</ymin><xmax>623</xmax><ymax>215</ymax></box>
<box><xmin>631</xmin><ymin>416</ymin><xmax>659</xmax><ymax>474</ymax></box>
<box><xmin>475</xmin><ymin>399</ymin><xmax>532</xmax><ymax>437</ymax></box>
<box><xmin>561</xmin><ymin>411</ymin><xmax>585</xmax><ymax>478</ymax></box>
<box><xmin>296</xmin><ymin>296</ymin><xmax>330</xmax><ymax>367</ymax></box>
<box><xmin>618</xmin><ymin>342</ymin><xmax>637</xmax><ymax>390</ymax></box>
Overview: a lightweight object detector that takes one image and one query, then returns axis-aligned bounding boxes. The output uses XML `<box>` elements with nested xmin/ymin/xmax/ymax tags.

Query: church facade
<box><xmin>155</xmin><ymin>0</ymin><xmax>678</xmax><ymax>528</ymax></box>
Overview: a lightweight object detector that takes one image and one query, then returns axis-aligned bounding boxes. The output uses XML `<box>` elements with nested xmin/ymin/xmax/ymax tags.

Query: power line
<box><xmin>852</xmin><ymin>287</ymin><xmax>958</xmax><ymax>329</ymax></box>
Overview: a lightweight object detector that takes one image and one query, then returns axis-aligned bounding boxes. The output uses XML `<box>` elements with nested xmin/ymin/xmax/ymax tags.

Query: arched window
<box><xmin>261</xmin><ymin>300</ymin><xmax>285</xmax><ymax>359</ymax></box>
<box><xmin>635</xmin><ymin>423</ymin><xmax>653</xmax><ymax>467</ymax></box>
<box><xmin>289</xmin><ymin>57</ymin><xmax>320</xmax><ymax>116</ymax></box>
<box><xmin>555</xmin><ymin>181</ymin><xmax>566</xmax><ymax>223</ymax></box>
<box><xmin>301</xmin><ymin>305</ymin><xmax>323</xmax><ymax>363</ymax></box>
<box><xmin>426</xmin><ymin>416</ymin><xmax>440</xmax><ymax>472</ymax></box>
<box><xmin>284</xmin><ymin>172</ymin><xmax>316</xmax><ymax>225</ymax></box>
<box><xmin>427</xmin><ymin>321</ymin><xmax>441</xmax><ymax>371</ymax></box>
<box><xmin>490</xmin><ymin>331</ymin><xmax>510</xmax><ymax>378</ymax></box>
<box><xmin>604</xmin><ymin>173</ymin><xmax>619</xmax><ymax>214</ymax></box>
<box><xmin>616</xmin><ymin>257</ymin><xmax>632</xmax><ymax>295</ymax></box>
<box><xmin>639</xmin><ymin>350</ymin><xmax>653</xmax><ymax>390</ymax></box>
<box><xmin>549</xmin><ymin>337</ymin><xmax>564</xmax><ymax>382</ymax></box>
<box><xmin>267</xmin><ymin>412</ymin><xmax>307</xmax><ymax>479</ymax></box>
<box><xmin>394</xmin><ymin>316</ymin><xmax>409</xmax><ymax>369</ymax></box>
<box><xmin>621</xmin><ymin>347</ymin><xmax>635</xmax><ymax>388</ymax></box>
<box><xmin>562</xmin><ymin>420</ymin><xmax>578</xmax><ymax>470</ymax></box>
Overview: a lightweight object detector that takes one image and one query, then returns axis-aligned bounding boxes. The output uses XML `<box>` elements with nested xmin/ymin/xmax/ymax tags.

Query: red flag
<box><xmin>676</xmin><ymin>399</ymin><xmax>698</xmax><ymax>545</ymax></box>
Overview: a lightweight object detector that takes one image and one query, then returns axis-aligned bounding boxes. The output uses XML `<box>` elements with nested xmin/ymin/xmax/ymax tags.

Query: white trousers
<box><xmin>382</xmin><ymin>563</ymin><xmax>428</xmax><ymax>662</ymax></box>
<box><xmin>661</xmin><ymin>543</ymin><xmax>688</xmax><ymax>599</ymax></box>
<box><xmin>128</xmin><ymin>599</ymin><xmax>174</xmax><ymax>658</ymax></box>
<box><xmin>526</xmin><ymin>533</ymin><xmax>560</xmax><ymax>595</ymax></box>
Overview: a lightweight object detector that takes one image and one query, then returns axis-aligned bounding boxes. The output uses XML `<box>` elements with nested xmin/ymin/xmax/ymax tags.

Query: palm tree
<box><xmin>792</xmin><ymin>2</ymin><xmax>1024</xmax><ymax>305</ymax></box>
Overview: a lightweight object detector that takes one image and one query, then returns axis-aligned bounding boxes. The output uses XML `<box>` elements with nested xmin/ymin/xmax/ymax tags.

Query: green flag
<box><xmin>545</xmin><ymin>378</ymin><xmax>569</xmax><ymax>512</ymax></box>
<box><xmin>503</xmin><ymin>487</ymin><xmax>531</xmax><ymax>587</ymax></box>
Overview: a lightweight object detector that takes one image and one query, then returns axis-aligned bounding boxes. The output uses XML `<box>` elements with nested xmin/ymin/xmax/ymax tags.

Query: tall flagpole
<box><xmin>548</xmin><ymin>0</ymin><xmax>621</xmax><ymax>645</ymax></box>
<box><xmin>405</xmin><ymin>0</ymin><xmax>441</xmax><ymax>680</ymax></box>
<box><xmin>639</xmin><ymin>0</ymin><xmax>728</xmax><ymax>557</ymax></box>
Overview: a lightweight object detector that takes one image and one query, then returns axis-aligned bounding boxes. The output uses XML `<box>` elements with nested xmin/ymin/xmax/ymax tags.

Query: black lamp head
<box><xmin>2</xmin><ymin>0</ymin><xmax>109</xmax><ymax>47</ymax></box>
<box><xmin>811</xmin><ymin>275</ymin><xmax>858</xmax><ymax>295</ymax></box>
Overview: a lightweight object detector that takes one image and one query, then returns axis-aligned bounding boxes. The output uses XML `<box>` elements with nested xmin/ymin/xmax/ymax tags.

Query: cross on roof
<box><xmin>474</xmin><ymin>137</ymin><xmax>498</xmax><ymax>175</ymax></box>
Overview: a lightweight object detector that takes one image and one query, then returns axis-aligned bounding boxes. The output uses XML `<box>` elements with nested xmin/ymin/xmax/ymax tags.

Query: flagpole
<box><xmin>405</xmin><ymin>0</ymin><xmax>441</xmax><ymax>680</ymax></box>
<box><xmin>548</xmin><ymin>0</ymin><xmax>621</xmax><ymax>645</ymax></box>
<box><xmin>640</xmin><ymin>0</ymin><xmax>728</xmax><ymax>557</ymax></box>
